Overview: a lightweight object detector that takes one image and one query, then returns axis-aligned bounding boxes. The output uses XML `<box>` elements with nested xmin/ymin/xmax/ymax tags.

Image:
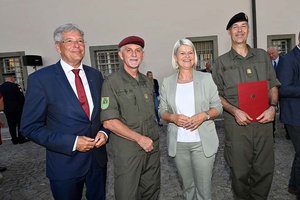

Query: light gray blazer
<box><xmin>159</xmin><ymin>70</ymin><xmax>222</xmax><ymax>157</ymax></box>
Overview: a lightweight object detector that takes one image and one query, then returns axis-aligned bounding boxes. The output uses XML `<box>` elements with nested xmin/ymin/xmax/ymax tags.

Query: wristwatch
<box><xmin>205</xmin><ymin>111</ymin><xmax>210</xmax><ymax>120</ymax></box>
<box><xmin>269</xmin><ymin>103</ymin><xmax>278</xmax><ymax>112</ymax></box>
<box><xmin>270</xmin><ymin>103</ymin><xmax>277</xmax><ymax>107</ymax></box>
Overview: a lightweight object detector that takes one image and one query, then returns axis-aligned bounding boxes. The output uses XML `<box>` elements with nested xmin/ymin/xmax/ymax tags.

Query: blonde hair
<box><xmin>171</xmin><ymin>38</ymin><xmax>198</xmax><ymax>70</ymax></box>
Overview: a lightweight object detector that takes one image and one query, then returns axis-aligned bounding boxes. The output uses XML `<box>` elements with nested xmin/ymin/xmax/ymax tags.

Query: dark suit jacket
<box><xmin>0</xmin><ymin>81</ymin><xmax>24</xmax><ymax>113</ymax></box>
<box><xmin>153</xmin><ymin>79</ymin><xmax>159</xmax><ymax>96</ymax></box>
<box><xmin>276</xmin><ymin>46</ymin><xmax>300</xmax><ymax>126</ymax></box>
<box><xmin>21</xmin><ymin>61</ymin><xmax>109</xmax><ymax>180</ymax></box>
<box><xmin>273</xmin><ymin>56</ymin><xmax>282</xmax><ymax>74</ymax></box>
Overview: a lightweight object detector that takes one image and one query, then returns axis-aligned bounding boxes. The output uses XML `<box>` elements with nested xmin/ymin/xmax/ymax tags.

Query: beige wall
<box><xmin>0</xmin><ymin>0</ymin><xmax>298</xmax><ymax>83</ymax></box>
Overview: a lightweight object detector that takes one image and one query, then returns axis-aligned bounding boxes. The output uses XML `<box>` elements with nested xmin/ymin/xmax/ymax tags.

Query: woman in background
<box><xmin>159</xmin><ymin>38</ymin><xmax>222</xmax><ymax>200</ymax></box>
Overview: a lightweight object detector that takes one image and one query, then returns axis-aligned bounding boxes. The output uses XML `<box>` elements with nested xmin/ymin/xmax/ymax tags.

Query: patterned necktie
<box><xmin>72</xmin><ymin>69</ymin><xmax>90</xmax><ymax>118</ymax></box>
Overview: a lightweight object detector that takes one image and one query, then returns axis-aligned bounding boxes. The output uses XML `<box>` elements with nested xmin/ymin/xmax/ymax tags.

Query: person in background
<box><xmin>212</xmin><ymin>12</ymin><xmax>280</xmax><ymax>199</ymax></box>
<box><xmin>267</xmin><ymin>47</ymin><xmax>280</xmax><ymax>138</ymax></box>
<box><xmin>200</xmin><ymin>60</ymin><xmax>212</xmax><ymax>73</ymax></box>
<box><xmin>100</xmin><ymin>36</ymin><xmax>160</xmax><ymax>200</ymax></box>
<box><xmin>0</xmin><ymin>72</ymin><xmax>28</xmax><ymax>144</ymax></box>
<box><xmin>20</xmin><ymin>23</ymin><xmax>109</xmax><ymax>200</ymax></box>
<box><xmin>159</xmin><ymin>38</ymin><xmax>222</xmax><ymax>200</ymax></box>
<box><xmin>146</xmin><ymin>71</ymin><xmax>163</xmax><ymax>126</ymax></box>
<box><xmin>276</xmin><ymin>32</ymin><xmax>300</xmax><ymax>199</ymax></box>
<box><xmin>267</xmin><ymin>47</ymin><xmax>280</xmax><ymax>71</ymax></box>
<box><xmin>267</xmin><ymin>47</ymin><xmax>289</xmax><ymax>140</ymax></box>
<box><xmin>0</xmin><ymin>92</ymin><xmax>7</xmax><ymax>173</ymax></box>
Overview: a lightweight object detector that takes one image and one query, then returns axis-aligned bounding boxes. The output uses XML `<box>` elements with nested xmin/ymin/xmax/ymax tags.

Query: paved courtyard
<box><xmin>0</xmin><ymin>113</ymin><xmax>296</xmax><ymax>200</ymax></box>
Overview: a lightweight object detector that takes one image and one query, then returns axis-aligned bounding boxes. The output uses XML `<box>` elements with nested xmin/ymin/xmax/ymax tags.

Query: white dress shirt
<box><xmin>60</xmin><ymin>59</ymin><xmax>107</xmax><ymax>151</ymax></box>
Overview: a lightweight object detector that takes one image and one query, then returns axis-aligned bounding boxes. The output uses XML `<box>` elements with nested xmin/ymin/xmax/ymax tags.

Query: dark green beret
<box><xmin>226</xmin><ymin>12</ymin><xmax>248</xmax><ymax>30</ymax></box>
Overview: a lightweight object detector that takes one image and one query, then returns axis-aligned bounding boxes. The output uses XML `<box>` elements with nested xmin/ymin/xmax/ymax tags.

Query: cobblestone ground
<box><xmin>0</xmin><ymin>114</ymin><xmax>296</xmax><ymax>200</ymax></box>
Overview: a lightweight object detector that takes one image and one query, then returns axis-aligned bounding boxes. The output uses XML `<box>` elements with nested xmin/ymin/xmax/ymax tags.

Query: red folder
<box><xmin>238</xmin><ymin>80</ymin><xmax>269</xmax><ymax>122</ymax></box>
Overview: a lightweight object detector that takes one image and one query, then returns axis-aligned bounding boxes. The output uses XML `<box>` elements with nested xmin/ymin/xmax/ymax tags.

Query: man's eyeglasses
<box><xmin>60</xmin><ymin>39</ymin><xmax>86</xmax><ymax>46</ymax></box>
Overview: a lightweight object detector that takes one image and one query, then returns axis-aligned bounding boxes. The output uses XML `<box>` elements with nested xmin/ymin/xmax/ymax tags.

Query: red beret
<box><xmin>118</xmin><ymin>36</ymin><xmax>145</xmax><ymax>48</ymax></box>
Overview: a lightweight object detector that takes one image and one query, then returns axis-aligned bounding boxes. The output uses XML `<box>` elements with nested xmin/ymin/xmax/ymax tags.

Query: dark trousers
<box><xmin>50</xmin><ymin>162</ymin><xmax>107</xmax><ymax>200</ymax></box>
<box><xmin>4</xmin><ymin>111</ymin><xmax>25</xmax><ymax>142</ymax></box>
<box><xmin>153</xmin><ymin>94</ymin><xmax>160</xmax><ymax>123</ymax></box>
<box><xmin>285</xmin><ymin>124</ymin><xmax>300</xmax><ymax>199</ymax></box>
<box><xmin>224</xmin><ymin>121</ymin><xmax>274</xmax><ymax>200</ymax></box>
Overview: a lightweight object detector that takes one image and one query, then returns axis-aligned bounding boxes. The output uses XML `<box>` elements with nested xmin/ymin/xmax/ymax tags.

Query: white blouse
<box><xmin>175</xmin><ymin>82</ymin><xmax>201</xmax><ymax>142</ymax></box>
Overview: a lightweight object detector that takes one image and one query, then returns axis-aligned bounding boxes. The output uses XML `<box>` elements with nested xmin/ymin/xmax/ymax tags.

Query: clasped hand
<box><xmin>172</xmin><ymin>113</ymin><xmax>205</xmax><ymax>131</ymax></box>
<box><xmin>76</xmin><ymin>132</ymin><xmax>107</xmax><ymax>152</ymax></box>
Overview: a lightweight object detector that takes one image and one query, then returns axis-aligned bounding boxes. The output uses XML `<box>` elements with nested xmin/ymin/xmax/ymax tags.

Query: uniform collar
<box><xmin>119</xmin><ymin>66</ymin><xmax>145</xmax><ymax>83</ymax></box>
<box><xmin>229</xmin><ymin>44</ymin><xmax>255</xmax><ymax>60</ymax></box>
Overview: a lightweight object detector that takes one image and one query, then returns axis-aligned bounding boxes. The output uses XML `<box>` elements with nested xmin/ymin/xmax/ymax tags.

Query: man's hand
<box><xmin>76</xmin><ymin>136</ymin><xmax>97</xmax><ymax>152</ymax></box>
<box><xmin>137</xmin><ymin>135</ymin><xmax>154</xmax><ymax>152</ymax></box>
<box><xmin>256</xmin><ymin>106</ymin><xmax>276</xmax><ymax>123</ymax></box>
<box><xmin>233</xmin><ymin>108</ymin><xmax>252</xmax><ymax>126</ymax></box>
<box><xmin>94</xmin><ymin>132</ymin><xmax>107</xmax><ymax>148</ymax></box>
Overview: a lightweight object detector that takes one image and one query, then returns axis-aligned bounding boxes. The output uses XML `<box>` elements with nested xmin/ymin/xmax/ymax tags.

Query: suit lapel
<box><xmin>193</xmin><ymin>71</ymin><xmax>202</xmax><ymax>113</ymax></box>
<box><xmin>83</xmin><ymin>65</ymin><xmax>98</xmax><ymax>120</ymax></box>
<box><xmin>54</xmin><ymin>62</ymin><xmax>89</xmax><ymax>119</ymax></box>
<box><xmin>294</xmin><ymin>47</ymin><xmax>300</xmax><ymax>64</ymax></box>
<box><xmin>168</xmin><ymin>73</ymin><xmax>178</xmax><ymax>114</ymax></box>
<box><xmin>168</xmin><ymin>71</ymin><xmax>202</xmax><ymax>114</ymax></box>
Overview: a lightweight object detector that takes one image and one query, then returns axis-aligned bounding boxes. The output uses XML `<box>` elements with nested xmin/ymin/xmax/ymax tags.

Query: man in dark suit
<box><xmin>0</xmin><ymin>72</ymin><xmax>28</xmax><ymax>144</ymax></box>
<box><xmin>267</xmin><ymin>47</ymin><xmax>280</xmax><ymax>71</ymax></box>
<box><xmin>146</xmin><ymin>71</ymin><xmax>162</xmax><ymax>126</ymax></box>
<box><xmin>20</xmin><ymin>23</ymin><xmax>109</xmax><ymax>200</ymax></box>
<box><xmin>267</xmin><ymin>47</ymin><xmax>283</xmax><ymax>139</ymax></box>
<box><xmin>276</xmin><ymin>32</ymin><xmax>300</xmax><ymax>199</ymax></box>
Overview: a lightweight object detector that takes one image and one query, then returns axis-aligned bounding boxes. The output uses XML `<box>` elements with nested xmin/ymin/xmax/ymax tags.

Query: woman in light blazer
<box><xmin>159</xmin><ymin>39</ymin><xmax>222</xmax><ymax>200</ymax></box>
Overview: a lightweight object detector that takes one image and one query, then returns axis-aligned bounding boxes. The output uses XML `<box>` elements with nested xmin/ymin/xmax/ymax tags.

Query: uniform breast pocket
<box><xmin>116</xmin><ymin>89</ymin><xmax>139</xmax><ymax>121</ymax></box>
<box><xmin>253</xmin><ymin>62</ymin><xmax>268</xmax><ymax>80</ymax></box>
<box><xmin>144</xmin><ymin>91</ymin><xmax>153</xmax><ymax>103</ymax></box>
<box><xmin>223</xmin><ymin>66</ymin><xmax>241</xmax><ymax>88</ymax></box>
<box><xmin>116</xmin><ymin>89</ymin><xmax>136</xmax><ymax>105</ymax></box>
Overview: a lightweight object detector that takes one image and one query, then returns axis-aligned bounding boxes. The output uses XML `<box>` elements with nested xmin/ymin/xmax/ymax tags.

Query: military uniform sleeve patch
<box><xmin>101</xmin><ymin>97</ymin><xmax>109</xmax><ymax>110</ymax></box>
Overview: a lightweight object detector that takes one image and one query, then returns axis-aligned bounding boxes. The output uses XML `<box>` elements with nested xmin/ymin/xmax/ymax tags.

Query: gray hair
<box><xmin>53</xmin><ymin>23</ymin><xmax>84</xmax><ymax>43</ymax></box>
<box><xmin>171</xmin><ymin>38</ymin><xmax>198</xmax><ymax>70</ymax></box>
<box><xmin>267</xmin><ymin>46</ymin><xmax>278</xmax><ymax>53</ymax></box>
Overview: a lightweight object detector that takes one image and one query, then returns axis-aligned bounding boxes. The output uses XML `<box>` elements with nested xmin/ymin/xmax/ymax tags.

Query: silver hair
<box><xmin>53</xmin><ymin>23</ymin><xmax>84</xmax><ymax>43</ymax></box>
<box><xmin>171</xmin><ymin>38</ymin><xmax>198</xmax><ymax>70</ymax></box>
<box><xmin>267</xmin><ymin>46</ymin><xmax>278</xmax><ymax>52</ymax></box>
